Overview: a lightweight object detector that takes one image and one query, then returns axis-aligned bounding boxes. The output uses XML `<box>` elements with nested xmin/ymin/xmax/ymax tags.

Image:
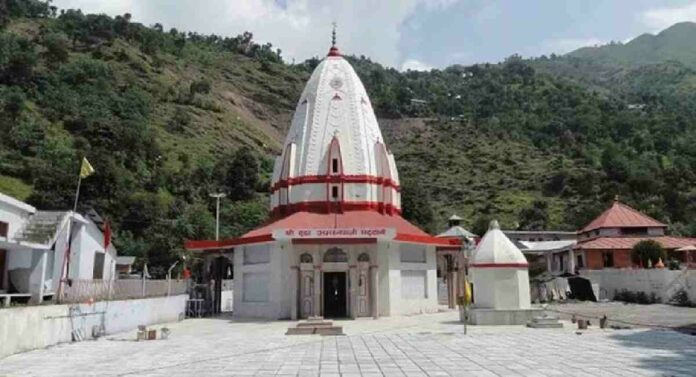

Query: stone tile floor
<box><xmin>1</xmin><ymin>311</ymin><xmax>695</xmax><ymax>377</ymax></box>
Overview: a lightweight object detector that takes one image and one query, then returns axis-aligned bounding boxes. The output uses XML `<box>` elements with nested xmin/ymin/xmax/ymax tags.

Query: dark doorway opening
<box><xmin>0</xmin><ymin>249</ymin><xmax>6</xmax><ymax>290</ymax></box>
<box><xmin>210</xmin><ymin>256</ymin><xmax>233</xmax><ymax>316</ymax></box>
<box><xmin>323</xmin><ymin>272</ymin><xmax>347</xmax><ymax>318</ymax></box>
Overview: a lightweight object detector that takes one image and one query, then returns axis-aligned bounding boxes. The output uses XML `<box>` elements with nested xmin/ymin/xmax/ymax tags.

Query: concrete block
<box><xmin>467</xmin><ymin>308</ymin><xmax>542</xmax><ymax>325</ymax></box>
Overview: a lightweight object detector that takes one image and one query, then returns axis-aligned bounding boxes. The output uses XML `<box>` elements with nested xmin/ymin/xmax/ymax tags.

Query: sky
<box><xmin>53</xmin><ymin>0</ymin><xmax>696</xmax><ymax>70</ymax></box>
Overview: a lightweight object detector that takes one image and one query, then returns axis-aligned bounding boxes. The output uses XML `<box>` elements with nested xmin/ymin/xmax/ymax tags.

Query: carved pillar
<box><xmin>313</xmin><ymin>266</ymin><xmax>321</xmax><ymax>318</ymax></box>
<box><xmin>290</xmin><ymin>266</ymin><xmax>299</xmax><ymax>320</ymax></box>
<box><xmin>370</xmin><ymin>265</ymin><xmax>379</xmax><ymax>318</ymax></box>
<box><xmin>349</xmin><ymin>266</ymin><xmax>357</xmax><ymax>319</ymax></box>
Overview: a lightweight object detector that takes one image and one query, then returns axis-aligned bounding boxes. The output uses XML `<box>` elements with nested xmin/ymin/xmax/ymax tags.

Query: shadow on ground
<box><xmin>610</xmin><ymin>329</ymin><xmax>696</xmax><ymax>376</ymax></box>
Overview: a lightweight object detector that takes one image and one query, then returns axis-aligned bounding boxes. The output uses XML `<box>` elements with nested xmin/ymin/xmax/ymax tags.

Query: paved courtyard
<box><xmin>1</xmin><ymin>311</ymin><xmax>695</xmax><ymax>377</ymax></box>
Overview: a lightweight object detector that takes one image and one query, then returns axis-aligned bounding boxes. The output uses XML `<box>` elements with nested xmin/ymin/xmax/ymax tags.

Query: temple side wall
<box><xmin>233</xmin><ymin>242</ymin><xmax>286</xmax><ymax>319</ymax></box>
<box><xmin>384</xmin><ymin>242</ymin><xmax>439</xmax><ymax>316</ymax></box>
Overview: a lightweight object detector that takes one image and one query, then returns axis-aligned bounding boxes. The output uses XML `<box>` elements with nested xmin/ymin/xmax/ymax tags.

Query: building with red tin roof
<box><xmin>575</xmin><ymin>198</ymin><xmax>696</xmax><ymax>269</ymax></box>
<box><xmin>185</xmin><ymin>38</ymin><xmax>458</xmax><ymax>320</ymax></box>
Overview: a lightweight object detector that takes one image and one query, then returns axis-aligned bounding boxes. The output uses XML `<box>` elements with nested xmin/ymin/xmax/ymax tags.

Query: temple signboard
<box><xmin>272</xmin><ymin>227</ymin><xmax>396</xmax><ymax>240</ymax></box>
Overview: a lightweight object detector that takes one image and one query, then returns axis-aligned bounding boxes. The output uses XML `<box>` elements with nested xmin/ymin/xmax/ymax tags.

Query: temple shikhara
<box><xmin>186</xmin><ymin>39</ymin><xmax>459</xmax><ymax>319</ymax></box>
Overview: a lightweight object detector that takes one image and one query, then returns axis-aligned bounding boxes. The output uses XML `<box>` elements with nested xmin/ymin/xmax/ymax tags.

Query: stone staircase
<box><xmin>527</xmin><ymin>312</ymin><xmax>563</xmax><ymax>329</ymax></box>
<box><xmin>14</xmin><ymin>211</ymin><xmax>68</xmax><ymax>245</ymax></box>
<box><xmin>286</xmin><ymin>317</ymin><xmax>344</xmax><ymax>336</ymax></box>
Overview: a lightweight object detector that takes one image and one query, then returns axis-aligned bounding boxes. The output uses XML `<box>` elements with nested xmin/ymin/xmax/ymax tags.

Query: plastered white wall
<box><xmin>471</xmin><ymin>268</ymin><xmax>531</xmax><ymax>310</ymax></box>
<box><xmin>0</xmin><ymin>295</ymin><xmax>186</xmax><ymax>359</ymax></box>
<box><xmin>0</xmin><ymin>197</ymin><xmax>33</xmax><ymax>239</ymax></box>
<box><xmin>383</xmin><ymin>242</ymin><xmax>438</xmax><ymax>316</ymax></box>
<box><xmin>581</xmin><ymin>268</ymin><xmax>696</xmax><ymax>302</ymax></box>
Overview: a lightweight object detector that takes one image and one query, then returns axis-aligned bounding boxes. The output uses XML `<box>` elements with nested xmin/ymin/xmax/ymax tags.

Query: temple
<box><xmin>186</xmin><ymin>39</ymin><xmax>458</xmax><ymax>319</ymax></box>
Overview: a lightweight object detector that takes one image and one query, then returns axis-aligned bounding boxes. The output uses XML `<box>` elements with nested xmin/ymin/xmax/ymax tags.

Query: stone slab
<box><xmin>468</xmin><ymin>308</ymin><xmax>542</xmax><ymax>325</ymax></box>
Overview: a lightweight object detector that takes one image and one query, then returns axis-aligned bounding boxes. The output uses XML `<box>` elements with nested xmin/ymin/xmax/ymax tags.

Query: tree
<box><xmin>518</xmin><ymin>200</ymin><xmax>549</xmax><ymax>231</ymax></box>
<box><xmin>631</xmin><ymin>240</ymin><xmax>665</xmax><ymax>268</ymax></box>
<box><xmin>401</xmin><ymin>179</ymin><xmax>435</xmax><ymax>233</ymax></box>
<box><xmin>225</xmin><ymin>147</ymin><xmax>259</xmax><ymax>201</ymax></box>
<box><xmin>471</xmin><ymin>216</ymin><xmax>493</xmax><ymax>237</ymax></box>
<box><xmin>41</xmin><ymin>32</ymin><xmax>70</xmax><ymax>65</ymax></box>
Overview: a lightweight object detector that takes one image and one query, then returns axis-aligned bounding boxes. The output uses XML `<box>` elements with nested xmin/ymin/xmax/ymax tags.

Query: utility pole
<box><xmin>209</xmin><ymin>193</ymin><xmax>226</xmax><ymax>240</ymax></box>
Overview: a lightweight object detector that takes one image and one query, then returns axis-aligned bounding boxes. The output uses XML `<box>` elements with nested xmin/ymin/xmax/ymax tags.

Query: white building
<box><xmin>469</xmin><ymin>220</ymin><xmax>537</xmax><ymax>325</ymax></box>
<box><xmin>187</xmin><ymin>42</ymin><xmax>459</xmax><ymax>319</ymax></box>
<box><xmin>0</xmin><ymin>192</ymin><xmax>117</xmax><ymax>304</ymax></box>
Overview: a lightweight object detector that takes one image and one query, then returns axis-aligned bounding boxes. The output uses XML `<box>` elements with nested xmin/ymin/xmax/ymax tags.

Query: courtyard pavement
<box><xmin>1</xmin><ymin>310</ymin><xmax>695</xmax><ymax>377</ymax></box>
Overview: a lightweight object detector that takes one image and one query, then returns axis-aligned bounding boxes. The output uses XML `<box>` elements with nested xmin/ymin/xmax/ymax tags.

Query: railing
<box><xmin>60</xmin><ymin>278</ymin><xmax>187</xmax><ymax>303</ymax></box>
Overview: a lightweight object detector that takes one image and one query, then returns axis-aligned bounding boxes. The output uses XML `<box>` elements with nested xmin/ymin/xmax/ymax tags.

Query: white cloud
<box><xmin>541</xmin><ymin>37</ymin><xmax>604</xmax><ymax>55</ymax></box>
<box><xmin>400</xmin><ymin>59</ymin><xmax>432</xmax><ymax>71</ymax></box>
<box><xmin>53</xmin><ymin>0</ymin><xmax>461</xmax><ymax>68</ymax></box>
<box><xmin>639</xmin><ymin>1</ymin><xmax>696</xmax><ymax>32</ymax></box>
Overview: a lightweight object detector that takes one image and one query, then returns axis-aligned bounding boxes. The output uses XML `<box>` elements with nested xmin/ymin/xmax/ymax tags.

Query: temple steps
<box><xmin>286</xmin><ymin>318</ymin><xmax>344</xmax><ymax>336</ymax></box>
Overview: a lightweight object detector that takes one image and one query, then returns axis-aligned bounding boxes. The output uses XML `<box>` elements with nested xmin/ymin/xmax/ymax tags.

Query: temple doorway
<box><xmin>323</xmin><ymin>272</ymin><xmax>347</xmax><ymax>318</ymax></box>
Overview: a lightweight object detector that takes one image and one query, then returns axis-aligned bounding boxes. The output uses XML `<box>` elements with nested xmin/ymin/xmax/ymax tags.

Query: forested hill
<box><xmin>1</xmin><ymin>2</ymin><xmax>695</xmax><ymax>275</ymax></box>
<box><xmin>531</xmin><ymin>22</ymin><xmax>696</xmax><ymax>112</ymax></box>
<box><xmin>569</xmin><ymin>22</ymin><xmax>696</xmax><ymax>68</ymax></box>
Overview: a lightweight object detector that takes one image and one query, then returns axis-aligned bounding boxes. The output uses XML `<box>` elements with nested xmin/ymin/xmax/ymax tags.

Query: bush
<box><xmin>614</xmin><ymin>289</ymin><xmax>659</xmax><ymax>304</ymax></box>
<box><xmin>631</xmin><ymin>240</ymin><xmax>665</xmax><ymax>268</ymax></box>
<box><xmin>190</xmin><ymin>79</ymin><xmax>211</xmax><ymax>96</ymax></box>
<box><xmin>667</xmin><ymin>259</ymin><xmax>681</xmax><ymax>270</ymax></box>
<box><xmin>670</xmin><ymin>289</ymin><xmax>692</xmax><ymax>307</ymax></box>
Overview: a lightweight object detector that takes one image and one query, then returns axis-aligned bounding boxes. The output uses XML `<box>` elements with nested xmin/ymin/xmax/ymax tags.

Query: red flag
<box><xmin>104</xmin><ymin>220</ymin><xmax>112</xmax><ymax>249</ymax></box>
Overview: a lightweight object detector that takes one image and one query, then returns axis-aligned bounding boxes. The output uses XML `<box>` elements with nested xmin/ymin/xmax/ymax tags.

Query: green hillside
<box><xmin>1</xmin><ymin>2</ymin><xmax>696</xmax><ymax>275</ymax></box>
<box><xmin>532</xmin><ymin>22</ymin><xmax>696</xmax><ymax>112</ymax></box>
<box><xmin>569</xmin><ymin>22</ymin><xmax>696</xmax><ymax>68</ymax></box>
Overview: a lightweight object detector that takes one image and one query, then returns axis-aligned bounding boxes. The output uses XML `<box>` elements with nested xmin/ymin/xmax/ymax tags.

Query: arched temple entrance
<box><xmin>295</xmin><ymin>247</ymin><xmax>375</xmax><ymax>319</ymax></box>
<box><xmin>322</xmin><ymin>248</ymin><xmax>348</xmax><ymax>318</ymax></box>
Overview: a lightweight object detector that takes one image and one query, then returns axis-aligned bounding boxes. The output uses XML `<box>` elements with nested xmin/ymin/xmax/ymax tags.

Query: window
<box><xmin>332</xmin><ymin>158</ymin><xmax>339</xmax><ymax>174</ymax></box>
<box><xmin>576</xmin><ymin>255</ymin><xmax>584</xmax><ymax>269</ymax></box>
<box><xmin>400</xmin><ymin>244</ymin><xmax>426</xmax><ymax>263</ymax></box>
<box><xmin>300</xmin><ymin>253</ymin><xmax>313</xmax><ymax>264</ymax></box>
<box><xmin>331</xmin><ymin>186</ymin><xmax>339</xmax><ymax>199</ymax></box>
<box><xmin>602</xmin><ymin>251</ymin><xmax>614</xmax><ymax>268</ymax></box>
<box><xmin>244</xmin><ymin>245</ymin><xmax>270</xmax><ymax>265</ymax></box>
<box><xmin>357</xmin><ymin>253</ymin><xmax>370</xmax><ymax>262</ymax></box>
<box><xmin>401</xmin><ymin>270</ymin><xmax>427</xmax><ymax>299</ymax></box>
<box><xmin>243</xmin><ymin>272</ymin><xmax>269</xmax><ymax>302</ymax></box>
<box><xmin>621</xmin><ymin>227</ymin><xmax>648</xmax><ymax>235</ymax></box>
<box><xmin>0</xmin><ymin>221</ymin><xmax>7</xmax><ymax>237</ymax></box>
<box><xmin>93</xmin><ymin>252</ymin><xmax>105</xmax><ymax>279</ymax></box>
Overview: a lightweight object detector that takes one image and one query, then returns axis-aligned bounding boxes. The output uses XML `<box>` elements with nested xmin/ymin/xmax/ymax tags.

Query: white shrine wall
<box><xmin>471</xmin><ymin>268</ymin><xmax>531</xmax><ymax>310</ymax></box>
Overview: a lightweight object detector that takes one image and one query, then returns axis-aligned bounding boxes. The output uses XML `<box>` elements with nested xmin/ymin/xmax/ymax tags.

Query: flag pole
<box><xmin>57</xmin><ymin>160</ymin><xmax>87</xmax><ymax>303</ymax></box>
<box><xmin>73</xmin><ymin>174</ymin><xmax>82</xmax><ymax>213</ymax></box>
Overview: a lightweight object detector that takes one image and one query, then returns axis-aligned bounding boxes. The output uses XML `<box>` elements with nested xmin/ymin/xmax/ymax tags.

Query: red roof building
<box><xmin>575</xmin><ymin>199</ymin><xmax>696</xmax><ymax>269</ymax></box>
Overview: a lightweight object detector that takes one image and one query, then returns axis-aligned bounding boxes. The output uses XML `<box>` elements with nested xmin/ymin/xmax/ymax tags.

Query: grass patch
<box><xmin>0</xmin><ymin>175</ymin><xmax>32</xmax><ymax>201</ymax></box>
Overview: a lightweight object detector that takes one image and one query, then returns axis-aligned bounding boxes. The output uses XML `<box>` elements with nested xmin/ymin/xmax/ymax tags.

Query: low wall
<box><xmin>0</xmin><ymin>294</ymin><xmax>186</xmax><ymax>359</ymax></box>
<box><xmin>581</xmin><ymin>268</ymin><xmax>696</xmax><ymax>302</ymax></box>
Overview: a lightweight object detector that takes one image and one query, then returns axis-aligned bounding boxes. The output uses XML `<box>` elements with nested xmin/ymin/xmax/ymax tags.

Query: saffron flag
<box><xmin>80</xmin><ymin>157</ymin><xmax>95</xmax><ymax>178</ymax></box>
<box><xmin>463</xmin><ymin>279</ymin><xmax>472</xmax><ymax>305</ymax></box>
